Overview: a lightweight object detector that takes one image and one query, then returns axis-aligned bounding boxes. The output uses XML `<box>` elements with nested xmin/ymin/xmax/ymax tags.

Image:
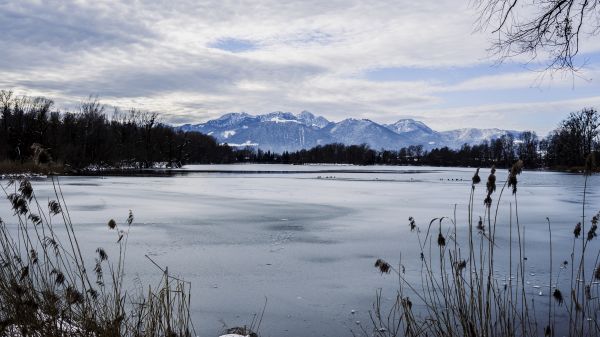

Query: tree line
<box><xmin>0</xmin><ymin>90</ymin><xmax>598</xmax><ymax>172</ymax></box>
<box><xmin>0</xmin><ymin>91</ymin><xmax>235</xmax><ymax>171</ymax></box>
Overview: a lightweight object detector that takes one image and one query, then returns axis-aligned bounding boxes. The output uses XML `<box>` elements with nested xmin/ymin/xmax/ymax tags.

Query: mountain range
<box><xmin>178</xmin><ymin>111</ymin><xmax>522</xmax><ymax>153</ymax></box>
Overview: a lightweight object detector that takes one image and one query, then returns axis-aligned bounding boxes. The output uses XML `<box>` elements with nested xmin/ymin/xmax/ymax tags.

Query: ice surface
<box><xmin>0</xmin><ymin>165</ymin><xmax>597</xmax><ymax>337</ymax></box>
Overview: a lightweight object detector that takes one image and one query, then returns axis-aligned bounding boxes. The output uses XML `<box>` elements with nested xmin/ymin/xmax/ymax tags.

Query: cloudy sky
<box><xmin>2</xmin><ymin>0</ymin><xmax>600</xmax><ymax>135</ymax></box>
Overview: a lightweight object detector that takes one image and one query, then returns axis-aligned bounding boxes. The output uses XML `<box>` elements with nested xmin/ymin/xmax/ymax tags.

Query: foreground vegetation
<box><xmin>0</xmin><ymin>178</ymin><xmax>195</xmax><ymax>337</ymax></box>
<box><xmin>365</xmin><ymin>160</ymin><xmax>599</xmax><ymax>337</ymax></box>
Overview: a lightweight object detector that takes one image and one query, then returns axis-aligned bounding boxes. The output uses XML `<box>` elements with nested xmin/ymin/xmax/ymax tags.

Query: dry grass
<box><xmin>363</xmin><ymin>160</ymin><xmax>600</xmax><ymax>337</ymax></box>
<box><xmin>0</xmin><ymin>177</ymin><xmax>194</xmax><ymax>337</ymax></box>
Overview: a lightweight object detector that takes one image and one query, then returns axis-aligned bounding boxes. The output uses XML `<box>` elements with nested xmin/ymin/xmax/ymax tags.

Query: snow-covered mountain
<box><xmin>439</xmin><ymin>128</ymin><xmax>522</xmax><ymax>148</ymax></box>
<box><xmin>179</xmin><ymin>111</ymin><xmax>523</xmax><ymax>152</ymax></box>
<box><xmin>385</xmin><ymin>119</ymin><xmax>433</xmax><ymax>134</ymax></box>
<box><xmin>297</xmin><ymin>110</ymin><xmax>330</xmax><ymax>128</ymax></box>
<box><xmin>383</xmin><ymin>119</ymin><xmax>443</xmax><ymax>147</ymax></box>
<box><xmin>323</xmin><ymin>118</ymin><xmax>411</xmax><ymax>150</ymax></box>
<box><xmin>179</xmin><ymin>111</ymin><xmax>334</xmax><ymax>153</ymax></box>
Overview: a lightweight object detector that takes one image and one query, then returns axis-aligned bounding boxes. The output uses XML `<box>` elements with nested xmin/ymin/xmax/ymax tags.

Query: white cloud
<box><xmin>1</xmin><ymin>0</ymin><xmax>600</xmax><ymax>133</ymax></box>
<box><xmin>436</xmin><ymin>67</ymin><xmax>600</xmax><ymax>93</ymax></box>
<box><xmin>412</xmin><ymin>96</ymin><xmax>600</xmax><ymax>135</ymax></box>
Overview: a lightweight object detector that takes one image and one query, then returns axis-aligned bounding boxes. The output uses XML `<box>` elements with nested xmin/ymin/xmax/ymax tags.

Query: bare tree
<box><xmin>80</xmin><ymin>95</ymin><xmax>105</xmax><ymax>116</ymax></box>
<box><xmin>0</xmin><ymin>90</ymin><xmax>13</xmax><ymax>132</ymax></box>
<box><xmin>476</xmin><ymin>0</ymin><xmax>600</xmax><ymax>71</ymax></box>
<box><xmin>567</xmin><ymin>107</ymin><xmax>599</xmax><ymax>156</ymax></box>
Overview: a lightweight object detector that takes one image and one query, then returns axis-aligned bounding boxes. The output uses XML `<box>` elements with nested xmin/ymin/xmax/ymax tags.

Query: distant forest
<box><xmin>236</xmin><ymin>108</ymin><xmax>599</xmax><ymax>170</ymax></box>
<box><xmin>0</xmin><ymin>91</ymin><xmax>235</xmax><ymax>172</ymax></box>
<box><xmin>0</xmin><ymin>90</ymin><xmax>598</xmax><ymax>172</ymax></box>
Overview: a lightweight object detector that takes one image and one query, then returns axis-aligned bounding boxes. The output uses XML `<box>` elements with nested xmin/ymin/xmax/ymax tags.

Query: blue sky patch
<box><xmin>209</xmin><ymin>38</ymin><xmax>258</xmax><ymax>53</ymax></box>
<box><xmin>363</xmin><ymin>62</ymin><xmax>529</xmax><ymax>84</ymax></box>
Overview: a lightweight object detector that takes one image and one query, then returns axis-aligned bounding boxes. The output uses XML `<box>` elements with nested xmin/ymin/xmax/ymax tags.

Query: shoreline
<box><xmin>0</xmin><ymin>162</ymin><xmax>596</xmax><ymax>178</ymax></box>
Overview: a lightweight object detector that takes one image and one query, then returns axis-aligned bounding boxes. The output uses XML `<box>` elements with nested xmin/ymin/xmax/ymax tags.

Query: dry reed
<box><xmin>0</xmin><ymin>177</ymin><xmax>195</xmax><ymax>337</ymax></box>
<box><xmin>362</xmin><ymin>163</ymin><xmax>600</xmax><ymax>337</ymax></box>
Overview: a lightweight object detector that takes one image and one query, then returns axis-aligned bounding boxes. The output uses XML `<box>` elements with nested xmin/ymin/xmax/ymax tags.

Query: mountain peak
<box><xmin>298</xmin><ymin>110</ymin><xmax>315</xmax><ymax>118</ymax></box>
<box><xmin>296</xmin><ymin>110</ymin><xmax>330</xmax><ymax>128</ymax></box>
<box><xmin>178</xmin><ymin>112</ymin><xmax>523</xmax><ymax>153</ymax></box>
<box><xmin>387</xmin><ymin>118</ymin><xmax>434</xmax><ymax>134</ymax></box>
<box><xmin>339</xmin><ymin>118</ymin><xmax>373</xmax><ymax>123</ymax></box>
<box><xmin>217</xmin><ymin>112</ymin><xmax>250</xmax><ymax>120</ymax></box>
<box><xmin>260</xmin><ymin>111</ymin><xmax>298</xmax><ymax>123</ymax></box>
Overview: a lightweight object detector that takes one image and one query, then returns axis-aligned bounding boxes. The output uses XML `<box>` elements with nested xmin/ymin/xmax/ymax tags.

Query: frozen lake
<box><xmin>1</xmin><ymin>165</ymin><xmax>599</xmax><ymax>337</ymax></box>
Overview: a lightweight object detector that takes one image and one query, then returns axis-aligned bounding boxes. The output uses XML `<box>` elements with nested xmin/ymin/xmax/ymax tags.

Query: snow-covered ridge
<box><xmin>269</xmin><ymin>116</ymin><xmax>301</xmax><ymax>123</ymax></box>
<box><xmin>222</xmin><ymin>130</ymin><xmax>236</xmax><ymax>138</ymax></box>
<box><xmin>178</xmin><ymin>111</ymin><xmax>523</xmax><ymax>153</ymax></box>
<box><xmin>385</xmin><ymin>118</ymin><xmax>433</xmax><ymax>134</ymax></box>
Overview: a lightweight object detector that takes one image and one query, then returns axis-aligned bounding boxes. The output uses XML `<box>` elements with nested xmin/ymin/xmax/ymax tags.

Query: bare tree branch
<box><xmin>475</xmin><ymin>0</ymin><xmax>600</xmax><ymax>71</ymax></box>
